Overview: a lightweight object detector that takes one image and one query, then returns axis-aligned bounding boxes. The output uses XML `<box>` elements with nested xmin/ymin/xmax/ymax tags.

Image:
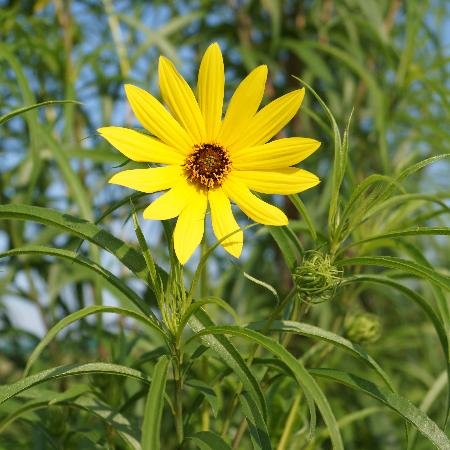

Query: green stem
<box><xmin>276</xmin><ymin>394</ymin><xmax>301</xmax><ymax>450</ymax></box>
<box><xmin>201</xmin><ymin>356</ymin><xmax>210</xmax><ymax>431</ymax></box>
<box><xmin>200</xmin><ymin>237</ymin><xmax>208</xmax><ymax>298</ymax></box>
<box><xmin>200</xmin><ymin>235</ymin><xmax>210</xmax><ymax>431</ymax></box>
<box><xmin>173</xmin><ymin>349</ymin><xmax>184</xmax><ymax>447</ymax></box>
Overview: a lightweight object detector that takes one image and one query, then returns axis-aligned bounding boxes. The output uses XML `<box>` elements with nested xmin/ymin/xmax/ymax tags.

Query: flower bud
<box><xmin>293</xmin><ymin>252</ymin><xmax>342</xmax><ymax>304</ymax></box>
<box><xmin>345</xmin><ymin>312</ymin><xmax>382</xmax><ymax>344</ymax></box>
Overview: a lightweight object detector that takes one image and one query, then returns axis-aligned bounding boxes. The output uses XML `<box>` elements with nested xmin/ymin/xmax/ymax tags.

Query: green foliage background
<box><xmin>0</xmin><ymin>0</ymin><xmax>449</xmax><ymax>449</ymax></box>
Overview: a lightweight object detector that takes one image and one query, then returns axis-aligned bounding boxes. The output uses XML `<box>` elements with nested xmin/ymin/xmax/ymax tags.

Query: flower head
<box><xmin>344</xmin><ymin>312</ymin><xmax>382</xmax><ymax>344</ymax></box>
<box><xmin>99</xmin><ymin>43</ymin><xmax>320</xmax><ymax>264</ymax></box>
<box><xmin>293</xmin><ymin>252</ymin><xmax>342</xmax><ymax>304</ymax></box>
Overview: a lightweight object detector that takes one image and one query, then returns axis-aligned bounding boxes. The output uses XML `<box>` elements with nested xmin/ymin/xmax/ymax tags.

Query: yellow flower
<box><xmin>99</xmin><ymin>43</ymin><xmax>320</xmax><ymax>264</ymax></box>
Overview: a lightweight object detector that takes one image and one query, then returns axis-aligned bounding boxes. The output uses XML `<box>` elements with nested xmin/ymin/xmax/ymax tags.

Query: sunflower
<box><xmin>99</xmin><ymin>43</ymin><xmax>320</xmax><ymax>264</ymax></box>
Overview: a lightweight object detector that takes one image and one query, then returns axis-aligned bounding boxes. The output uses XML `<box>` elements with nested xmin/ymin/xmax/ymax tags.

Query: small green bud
<box><xmin>46</xmin><ymin>405</ymin><xmax>68</xmax><ymax>435</ymax></box>
<box><xmin>345</xmin><ymin>312</ymin><xmax>382</xmax><ymax>344</ymax></box>
<box><xmin>293</xmin><ymin>252</ymin><xmax>342</xmax><ymax>304</ymax></box>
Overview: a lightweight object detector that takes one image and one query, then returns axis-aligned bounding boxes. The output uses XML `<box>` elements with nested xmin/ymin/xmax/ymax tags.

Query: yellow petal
<box><xmin>231</xmin><ymin>88</ymin><xmax>305</xmax><ymax>150</ymax></box>
<box><xmin>232</xmin><ymin>168</ymin><xmax>320</xmax><ymax>194</ymax></box>
<box><xmin>233</xmin><ymin>137</ymin><xmax>320</xmax><ymax>170</ymax></box>
<box><xmin>159</xmin><ymin>56</ymin><xmax>206</xmax><ymax>143</ymax></box>
<box><xmin>174</xmin><ymin>190</ymin><xmax>208</xmax><ymax>264</ymax></box>
<box><xmin>109</xmin><ymin>166</ymin><xmax>182</xmax><ymax>193</ymax></box>
<box><xmin>197</xmin><ymin>43</ymin><xmax>224</xmax><ymax>140</ymax></box>
<box><xmin>98</xmin><ymin>126</ymin><xmax>185</xmax><ymax>164</ymax></box>
<box><xmin>218</xmin><ymin>65</ymin><xmax>268</xmax><ymax>148</ymax></box>
<box><xmin>143</xmin><ymin>179</ymin><xmax>197</xmax><ymax>220</ymax></box>
<box><xmin>208</xmin><ymin>188</ymin><xmax>243</xmax><ymax>258</ymax></box>
<box><xmin>222</xmin><ymin>176</ymin><xmax>288</xmax><ymax>226</ymax></box>
<box><xmin>124</xmin><ymin>84</ymin><xmax>193</xmax><ymax>151</ymax></box>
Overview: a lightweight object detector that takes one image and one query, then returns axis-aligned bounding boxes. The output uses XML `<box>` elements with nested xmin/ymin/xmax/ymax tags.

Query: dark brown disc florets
<box><xmin>184</xmin><ymin>143</ymin><xmax>232</xmax><ymax>188</ymax></box>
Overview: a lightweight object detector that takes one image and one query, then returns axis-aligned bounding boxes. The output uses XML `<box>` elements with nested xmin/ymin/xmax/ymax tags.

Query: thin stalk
<box><xmin>200</xmin><ymin>236</ymin><xmax>210</xmax><ymax>431</ymax></box>
<box><xmin>102</xmin><ymin>0</ymin><xmax>130</xmax><ymax>78</ymax></box>
<box><xmin>232</xmin><ymin>419</ymin><xmax>248</xmax><ymax>449</ymax></box>
<box><xmin>276</xmin><ymin>394</ymin><xmax>301</xmax><ymax>450</ymax></box>
<box><xmin>201</xmin><ymin>356</ymin><xmax>210</xmax><ymax>431</ymax></box>
<box><xmin>173</xmin><ymin>348</ymin><xmax>184</xmax><ymax>447</ymax></box>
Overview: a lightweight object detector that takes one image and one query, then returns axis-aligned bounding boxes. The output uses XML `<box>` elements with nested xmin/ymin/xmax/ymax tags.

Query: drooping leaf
<box><xmin>0</xmin><ymin>246</ymin><xmax>154</xmax><ymax>316</ymax></box>
<box><xmin>311</xmin><ymin>368</ymin><xmax>450</xmax><ymax>450</ymax></box>
<box><xmin>336</xmin><ymin>256</ymin><xmax>450</xmax><ymax>292</ymax></box>
<box><xmin>0</xmin><ymin>100</ymin><xmax>81</xmax><ymax>125</ymax></box>
<box><xmin>188</xmin><ymin>310</ymin><xmax>268</xmax><ymax>421</ymax></box>
<box><xmin>0</xmin><ymin>363</ymin><xmax>150</xmax><ymax>406</ymax></box>
<box><xmin>24</xmin><ymin>305</ymin><xmax>168</xmax><ymax>376</ymax></box>
<box><xmin>189</xmin><ymin>325</ymin><xmax>344</xmax><ymax>450</ymax></box>
<box><xmin>249</xmin><ymin>320</ymin><xmax>395</xmax><ymax>391</ymax></box>
<box><xmin>187</xmin><ymin>431</ymin><xmax>232</xmax><ymax>450</ymax></box>
<box><xmin>239</xmin><ymin>391</ymin><xmax>272</xmax><ymax>450</ymax></box>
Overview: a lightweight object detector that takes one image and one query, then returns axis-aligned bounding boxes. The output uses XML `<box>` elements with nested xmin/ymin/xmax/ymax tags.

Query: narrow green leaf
<box><xmin>239</xmin><ymin>391</ymin><xmax>272</xmax><ymax>450</ymax></box>
<box><xmin>336</xmin><ymin>256</ymin><xmax>450</xmax><ymax>292</ymax></box>
<box><xmin>185</xmin><ymin>379</ymin><xmax>219</xmax><ymax>417</ymax></box>
<box><xmin>268</xmin><ymin>226</ymin><xmax>301</xmax><ymax>270</ymax></box>
<box><xmin>0</xmin><ymin>391</ymin><xmax>142</xmax><ymax>449</ymax></box>
<box><xmin>132</xmin><ymin>209</ymin><xmax>164</xmax><ymax>305</ymax></box>
<box><xmin>0</xmin><ymin>246</ymin><xmax>153</xmax><ymax>316</ymax></box>
<box><xmin>188</xmin><ymin>310</ymin><xmax>268</xmax><ymax>421</ymax></box>
<box><xmin>0</xmin><ymin>385</ymin><xmax>89</xmax><ymax>433</ymax></box>
<box><xmin>292</xmin><ymin>76</ymin><xmax>343</xmax><ymax>237</ymax></box>
<box><xmin>340</xmin><ymin>227</ymin><xmax>450</xmax><ymax>253</ymax></box>
<box><xmin>76</xmin><ymin>396</ymin><xmax>142</xmax><ymax>450</ymax></box>
<box><xmin>250</xmin><ymin>320</ymin><xmax>395</xmax><ymax>391</ymax></box>
<box><xmin>0</xmin><ymin>204</ymin><xmax>157</xmax><ymax>282</ymax></box>
<box><xmin>188</xmin><ymin>326</ymin><xmax>343</xmax><ymax>450</ymax></box>
<box><xmin>187</xmin><ymin>431</ymin><xmax>231</xmax><ymax>450</ymax></box>
<box><xmin>177</xmin><ymin>297</ymin><xmax>241</xmax><ymax>343</ymax></box>
<box><xmin>288</xmin><ymin>194</ymin><xmax>317</xmax><ymax>241</ymax></box>
<box><xmin>0</xmin><ymin>363</ymin><xmax>150</xmax><ymax>406</ymax></box>
<box><xmin>141</xmin><ymin>356</ymin><xmax>170</xmax><ymax>450</ymax></box>
<box><xmin>243</xmin><ymin>271</ymin><xmax>279</xmax><ymax>303</ymax></box>
<box><xmin>0</xmin><ymin>100</ymin><xmax>81</xmax><ymax>125</ymax></box>
<box><xmin>24</xmin><ymin>305</ymin><xmax>167</xmax><ymax>376</ymax></box>
<box><xmin>407</xmin><ymin>372</ymin><xmax>448</xmax><ymax>450</ymax></box>
<box><xmin>311</xmin><ymin>369</ymin><xmax>450</xmax><ymax>450</ymax></box>
<box><xmin>94</xmin><ymin>192</ymin><xmax>146</xmax><ymax>225</ymax></box>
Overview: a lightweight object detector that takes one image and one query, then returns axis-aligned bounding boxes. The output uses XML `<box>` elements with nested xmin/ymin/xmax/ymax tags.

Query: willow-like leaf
<box><xmin>188</xmin><ymin>310</ymin><xmax>268</xmax><ymax>421</ymax></box>
<box><xmin>288</xmin><ymin>194</ymin><xmax>317</xmax><ymax>241</ymax></box>
<box><xmin>188</xmin><ymin>325</ymin><xmax>344</xmax><ymax>450</ymax></box>
<box><xmin>0</xmin><ymin>246</ymin><xmax>152</xmax><ymax>316</ymax></box>
<box><xmin>0</xmin><ymin>100</ymin><xmax>81</xmax><ymax>125</ymax></box>
<box><xmin>239</xmin><ymin>391</ymin><xmax>272</xmax><ymax>450</ymax></box>
<box><xmin>186</xmin><ymin>431</ymin><xmax>232</xmax><ymax>450</ymax></box>
<box><xmin>311</xmin><ymin>368</ymin><xmax>450</xmax><ymax>450</ymax></box>
<box><xmin>141</xmin><ymin>356</ymin><xmax>170</xmax><ymax>450</ymax></box>
<box><xmin>0</xmin><ymin>203</ymin><xmax>153</xmax><ymax>281</ymax></box>
<box><xmin>339</xmin><ymin>227</ymin><xmax>450</xmax><ymax>254</ymax></box>
<box><xmin>268</xmin><ymin>225</ymin><xmax>302</xmax><ymax>269</ymax></box>
<box><xmin>250</xmin><ymin>320</ymin><xmax>395</xmax><ymax>391</ymax></box>
<box><xmin>24</xmin><ymin>305</ymin><xmax>168</xmax><ymax>377</ymax></box>
<box><xmin>336</xmin><ymin>256</ymin><xmax>450</xmax><ymax>292</ymax></box>
<box><xmin>0</xmin><ymin>363</ymin><xmax>150</xmax><ymax>406</ymax></box>
<box><xmin>176</xmin><ymin>297</ymin><xmax>240</xmax><ymax>343</ymax></box>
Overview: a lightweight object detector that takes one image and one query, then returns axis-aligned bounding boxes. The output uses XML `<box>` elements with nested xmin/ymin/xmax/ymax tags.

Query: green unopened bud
<box><xmin>345</xmin><ymin>312</ymin><xmax>382</xmax><ymax>344</ymax></box>
<box><xmin>293</xmin><ymin>252</ymin><xmax>342</xmax><ymax>304</ymax></box>
<box><xmin>46</xmin><ymin>405</ymin><xmax>68</xmax><ymax>435</ymax></box>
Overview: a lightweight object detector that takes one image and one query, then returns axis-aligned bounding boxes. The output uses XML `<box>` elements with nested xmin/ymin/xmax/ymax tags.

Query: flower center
<box><xmin>184</xmin><ymin>143</ymin><xmax>232</xmax><ymax>189</ymax></box>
